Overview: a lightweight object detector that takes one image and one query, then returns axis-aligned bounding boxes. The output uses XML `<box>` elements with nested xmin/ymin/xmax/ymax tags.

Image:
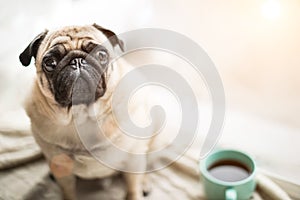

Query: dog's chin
<box><xmin>55</xmin><ymin>84</ymin><xmax>106</xmax><ymax>108</ymax></box>
<box><xmin>71</xmin><ymin>77</ymin><xmax>106</xmax><ymax>106</ymax></box>
<box><xmin>54</xmin><ymin>72</ymin><xmax>106</xmax><ymax>108</ymax></box>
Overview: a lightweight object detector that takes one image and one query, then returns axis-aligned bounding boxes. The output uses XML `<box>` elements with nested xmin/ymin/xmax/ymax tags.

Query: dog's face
<box><xmin>19</xmin><ymin>24</ymin><xmax>123</xmax><ymax>107</ymax></box>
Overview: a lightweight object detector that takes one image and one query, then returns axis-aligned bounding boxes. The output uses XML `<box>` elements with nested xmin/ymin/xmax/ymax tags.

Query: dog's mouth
<box><xmin>52</xmin><ymin>50</ymin><xmax>107</xmax><ymax>107</ymax></box>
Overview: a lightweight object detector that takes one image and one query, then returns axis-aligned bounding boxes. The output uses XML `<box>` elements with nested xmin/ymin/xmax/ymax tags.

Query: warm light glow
<box><xmin>261</xmin><ymin>0</ymin><xmax>281</xmax><ymax>20</ymax></box>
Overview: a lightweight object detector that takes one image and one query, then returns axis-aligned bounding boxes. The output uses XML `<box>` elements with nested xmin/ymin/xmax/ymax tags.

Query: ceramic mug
<box><xmin>200</xmin><ymin>149</ymin><xmax>256</xmax><ymax>200</ymax></box>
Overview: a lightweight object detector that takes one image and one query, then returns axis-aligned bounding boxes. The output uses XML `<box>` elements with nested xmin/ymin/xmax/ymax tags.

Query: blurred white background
<box><xmin>0</xmin><ymin>0</ymin><xmax>299</xmax><ymax>186</ymax></box>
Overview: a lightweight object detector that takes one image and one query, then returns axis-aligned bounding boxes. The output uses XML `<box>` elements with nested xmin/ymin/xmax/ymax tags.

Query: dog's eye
<box><xmin>43</xmin><ymin>57</ymin><xmax>57</xmax><ymax>72</ymax></box>
<box><xmin>98</xmin><ymin>50</ymin><xmax>109</xmax><ymax>65</ymax></box>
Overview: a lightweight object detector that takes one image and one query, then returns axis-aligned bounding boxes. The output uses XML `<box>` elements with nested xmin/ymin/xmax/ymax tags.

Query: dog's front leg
<box><xmin>49</xmin><ymin>154</ymin><xmax>77</xmax><ymax>200</ymax></box>
<box><xmin>124</xmin><ymin>173</ymin><xmax>145</xmax><ymax>200</ymax></box>
<box><xmin>56</xmin><ymin>175</ymin><xmax>77</xmax><ymax>200</ymax></box>
<box><xmin>123</xmin><ymin>152</ymin><xmax>150</xmax><ymax>200</ymax></box>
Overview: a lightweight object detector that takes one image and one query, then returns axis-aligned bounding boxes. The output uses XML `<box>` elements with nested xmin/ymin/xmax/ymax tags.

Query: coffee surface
<box><xmin>208</xmin><ymin>160</ymin><xmax>250</xmax><ymax>182</ymax></box>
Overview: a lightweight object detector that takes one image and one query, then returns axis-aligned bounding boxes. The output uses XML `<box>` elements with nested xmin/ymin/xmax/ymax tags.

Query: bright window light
<box><xmin>261</xmin><ymin>0</ymin><xmax>281</xmax><ymax>20</ymax></box>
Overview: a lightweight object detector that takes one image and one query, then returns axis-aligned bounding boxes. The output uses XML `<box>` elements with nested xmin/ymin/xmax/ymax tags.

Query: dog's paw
<box><xmin>142</xmin><ymin>189</ymin><xmax>150</xmax><ymax>197</ymax></box>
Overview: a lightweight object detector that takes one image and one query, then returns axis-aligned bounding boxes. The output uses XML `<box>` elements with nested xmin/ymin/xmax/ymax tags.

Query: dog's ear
<box><xmin>92</xmin><ymin>23</ymin><xmax>124</xmax><ymax>52</ymax></box>
<box><xmin>19</xmin><ymin>30</ymin><xmax>48</xmax><ymax>67</ymax></box>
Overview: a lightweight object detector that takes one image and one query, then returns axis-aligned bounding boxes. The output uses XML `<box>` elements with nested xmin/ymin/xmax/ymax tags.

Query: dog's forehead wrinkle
<box><xmin>49</xmin><ymin>36</ymin><xmax>70</xmax><ymax>47</ymax></box>
<box><xmin>44</xmin><ymin>26</ymin><xmax>111</xmax><ymax>54</ymax></box>
<box><xmin>50</xmin><ymin>38</ymin><xmax>99</xmax><ymax>52</ymax></box>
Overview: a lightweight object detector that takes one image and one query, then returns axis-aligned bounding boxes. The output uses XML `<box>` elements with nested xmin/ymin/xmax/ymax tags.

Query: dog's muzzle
<box><xmin>52</xmin><ymin>51</ymin><xmax>107</xmax><ymax>107</ymax></box>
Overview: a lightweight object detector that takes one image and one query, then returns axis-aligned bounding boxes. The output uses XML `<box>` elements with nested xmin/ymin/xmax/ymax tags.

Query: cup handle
<box><xmin>225</xmin><ymin>188</ymin><xmax>237</xmax><ymax>200</ymax></box>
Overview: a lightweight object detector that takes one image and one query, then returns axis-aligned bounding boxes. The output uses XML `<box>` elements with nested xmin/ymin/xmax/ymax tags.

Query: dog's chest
<box><xmin>30</xmin><ymin>98</ymin><xmax>150</xmax><ymax>178</ymax></box>
<box><xmin>72</xmin><ymin>154</ymin><xmax>117</xmax><ymax>179</ymax></box>
<box><xmin>33</xmin><ymin>110</ymin><xmax>132</xmax><ymax>178</ymax></box>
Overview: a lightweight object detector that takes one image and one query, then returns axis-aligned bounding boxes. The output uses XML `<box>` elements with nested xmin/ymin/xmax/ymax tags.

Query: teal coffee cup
<box><xmin>200</xmin><ymin>149</ymin><xmax>256</xmax><ymax>200</ymax></box>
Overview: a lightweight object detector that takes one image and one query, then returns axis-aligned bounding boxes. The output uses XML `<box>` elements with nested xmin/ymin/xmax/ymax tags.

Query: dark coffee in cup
<box><xmin>208</xmin><ymin>159</ymin><xmax>251</xmax><ymax>182</ymax></box>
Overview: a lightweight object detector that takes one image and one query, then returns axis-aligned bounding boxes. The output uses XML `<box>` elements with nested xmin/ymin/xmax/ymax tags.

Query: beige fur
<box><xmin>25</xmin><ymin>25</ymin><xmax>153</xmax><ymax>200</ymax></box>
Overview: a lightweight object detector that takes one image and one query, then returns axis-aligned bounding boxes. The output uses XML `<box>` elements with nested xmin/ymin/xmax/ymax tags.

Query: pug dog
<box><xmin>19</xmin><ymin>24</ymin><xmax>153</xmax><ymax>200</ymax></box>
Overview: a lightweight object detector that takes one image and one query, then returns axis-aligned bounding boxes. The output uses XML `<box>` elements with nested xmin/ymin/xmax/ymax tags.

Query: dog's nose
<box><xmin>69</xmin><ymin>58</ymin><xmax>87</xmax><ymax>69</ymax></box>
